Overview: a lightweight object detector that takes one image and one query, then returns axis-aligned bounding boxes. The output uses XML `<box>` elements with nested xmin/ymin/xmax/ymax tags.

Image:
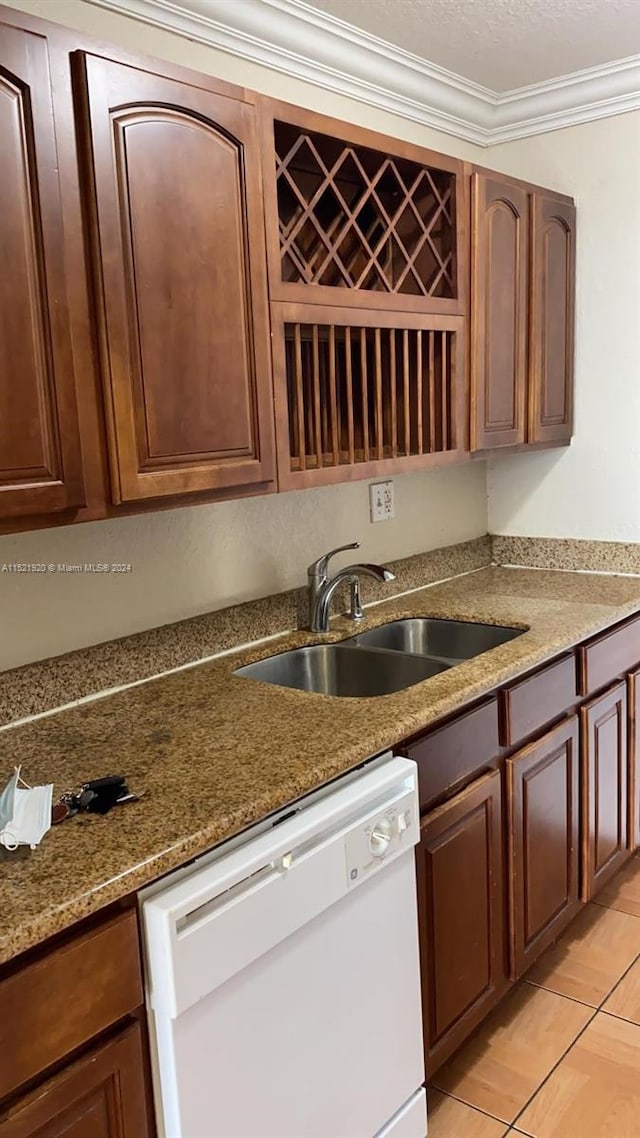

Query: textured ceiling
<box><xmin>305</xmin><ymin>0</ymin><xmax>640</xmax><ymax>91</ymax></box>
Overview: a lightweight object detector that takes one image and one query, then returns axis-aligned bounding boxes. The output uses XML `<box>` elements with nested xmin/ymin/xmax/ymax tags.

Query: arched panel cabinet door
<box><xmin>470</xmin><ymin>172</ymin><xmax>529</xmax><ymax>451</ymax></box>
<box><xmin>75</xmin><ymin>53</ymin><xmax>275</xmax><ymax>503</ymax></box>
<box><xmin>529</xmin><ymin>194</ymin><xmax>575</xmax><ymax>445</ymax></box>
<box><xmin>0</xmin><ymin>24</ymin><xmax>85</xmax><ymax>519</ymax></box>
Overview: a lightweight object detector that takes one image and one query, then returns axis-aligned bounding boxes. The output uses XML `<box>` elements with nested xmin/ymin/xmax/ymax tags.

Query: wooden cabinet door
<box><xmin>581</xmin><ymin>681</ymin><xmax>631</xmax><ymax>899</ymax></box>
<box><xmin>417</xmin><ymin>770</ymin><xmax>508</xmax><ymax>1075</ymax></box>
<box><xmin>77</xmin><ymin>53</ymin><xmax>275</xmax><ymax>503</ymax></box>
<box><xmin>0</xmin><ymin>22</ymin><xmax>84</xmax><ymax>519</ymax></box>
<box><xmin>528</xmin><ymin>193</ymin><xmax>575</xmax><ymax>444</ymax></box>
<box><xmin>507</xmin><ymin>716</ymin><xmax>581</xmax><ymax>978</ymax></box>
<box><xmin>628</xmin><ymin>668</ymin><xmax>640</xmax><ymax>850</ymax></box>
<box><xmin>0</xmin><ymin>1023</ymin><xmax>151</xmax><ymax>1137</ymax></box>
<box><xmin>471</xmin><ymin>172</ymin><xmax>528</xmax><ymax>451</ymax></box>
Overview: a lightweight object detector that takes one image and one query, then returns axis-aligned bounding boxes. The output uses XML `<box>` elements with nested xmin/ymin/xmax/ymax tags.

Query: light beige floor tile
<box><xmin>427</xmin><ymin>1089</ymin><xmax>509</xmax><ymax>1137</ymax></box>
<box><xmin>594</xmin><ymin>856</ymin><xmax>640</xmax><ymax>917</ymax></box>
<box><xmin>517</xmin><ymin>1012</ymin><xmax>640</xmax><ymax>1138</ymax></box>
<box><xmin>431</xmin><ymin>984</ymin><xmax>592</xmax><ymax>1124</ymax></box>
<box><xmin>603</xmin><ymin>958</ymin><xmax>640</xmax><ymax>1025</ymax></box>
<box><xmin>525</xmin><ymin>903</ymin><xmax>640</xmax><ymax>1006</ymax></box>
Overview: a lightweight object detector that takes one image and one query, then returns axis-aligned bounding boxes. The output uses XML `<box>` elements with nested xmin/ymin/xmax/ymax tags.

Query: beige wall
<box><xmin>486</xmin><ymin>112</ymin><xmax>640</xmax><ymax>541</ymax></box>
<box><xmin>0</xmin><ymin>0</ymin><xmax>489</xmax><ymax>670</ymax></box>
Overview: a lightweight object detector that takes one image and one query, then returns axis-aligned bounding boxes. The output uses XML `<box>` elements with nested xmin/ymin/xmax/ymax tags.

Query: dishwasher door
<box><xmin>142</xmin><ymin>756</ymin><xmax>426</xmax><ymax>1138</ymax></box>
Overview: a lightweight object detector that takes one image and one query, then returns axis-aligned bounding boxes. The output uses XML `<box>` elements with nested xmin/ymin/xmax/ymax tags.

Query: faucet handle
<box><xmin>307</xmin><ymin>542</ymin><xmax>360</xmax><ymax>580</ymax></box>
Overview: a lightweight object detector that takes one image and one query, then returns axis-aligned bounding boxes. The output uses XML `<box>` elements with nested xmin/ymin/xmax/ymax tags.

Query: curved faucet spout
<box><xmin>309</xmin><ymin>560</ymin><xmax>396</xmax><ymax>633</ymax></box>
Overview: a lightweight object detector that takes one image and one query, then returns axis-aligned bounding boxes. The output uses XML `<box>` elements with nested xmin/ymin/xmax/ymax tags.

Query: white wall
<box><xmin>0</xmin><ymin>0</ymin><xmax>489</xmax><ymax>670</ymax></box>
<box><xmin>486</xmin><ymin>112</ymin><xmax>640</xmax><ymax>540</ymax></box>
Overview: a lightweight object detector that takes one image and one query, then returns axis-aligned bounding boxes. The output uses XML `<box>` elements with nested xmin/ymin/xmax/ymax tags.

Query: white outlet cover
<box><xmin>369</xmin><ymin>481</ymin><xmax>394</xmax><ymax>523</ymax></box>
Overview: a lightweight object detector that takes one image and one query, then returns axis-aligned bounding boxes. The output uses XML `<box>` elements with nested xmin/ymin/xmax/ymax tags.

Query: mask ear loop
<box><xmin>0</xmin><ymin>830</ymin><xmax>18</xmax><ymax>851</ymax></box>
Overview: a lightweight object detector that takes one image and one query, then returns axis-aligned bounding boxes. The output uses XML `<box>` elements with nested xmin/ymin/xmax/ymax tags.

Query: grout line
<box><xmin>509</xmin><ymin>1003</ymin><xmax>599</xmax><ymax>1130</ymax></box>
<box><xmin>427</xmin><ymin>1085</ymin><xmax>511</xmax><ymax>1128</ymax></box>
<box><xmin>522</xmin><ymin>977</ymin><xmax>598</xmax><ymax>1010</ymax></box>
<box><xmin>512</xmin><ymin>922</ymin><xmax>640</xmax><ymax>1127</ymax></box>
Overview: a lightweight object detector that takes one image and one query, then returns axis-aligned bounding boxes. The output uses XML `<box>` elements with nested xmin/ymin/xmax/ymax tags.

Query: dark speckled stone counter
<box><xmin>4</xmin><ymin>565</ymin><xmax>640</xmax><ymax>966</ymax></box>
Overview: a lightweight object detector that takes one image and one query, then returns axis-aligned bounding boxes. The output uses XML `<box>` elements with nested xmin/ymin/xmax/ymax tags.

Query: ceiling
<box><xmin>305</xmin><ymin>0</ymin><xmax>640</xmax><ymax>91</ymax></box>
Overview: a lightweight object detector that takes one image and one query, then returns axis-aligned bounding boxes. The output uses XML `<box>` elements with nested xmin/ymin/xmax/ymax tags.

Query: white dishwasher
<box><xmin>141</xmin><ymin>754</ymin><xmax>426</xmax><ymax>1138</ymax></box>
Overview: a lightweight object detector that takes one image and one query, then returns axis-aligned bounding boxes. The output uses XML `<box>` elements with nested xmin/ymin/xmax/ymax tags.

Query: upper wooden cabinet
<box><xmin>76</xmin><ymin>52</ymin><xmax>276</xmax><ymax>503</ymax></box>
<box><xmin>0</xmin><ymin>22</ymin><xmax>85</xmax><ymax>519</ymax></box>
<box><xmin>529</xmin><ymin>193</ymin><xmax>576</xmax><ymax>444</ymax></box>
<box><xmin>471</xmin><ymin>170</ymin><xmax>575</xmax><ymax>453</ymax></box>
<box><xmin>471</xmin><ymin>174</ymin><xmax>528</xmax><ymax>450</ymax></box>
<box><xmin>0</xmin><ymin>7</ymin><xmax>579</xmax><ymax>532</ymax></box>
<box><xmin>261</xmin><ymin>102</ymin><xmax>467</xmax><ymax>317</ymax></box>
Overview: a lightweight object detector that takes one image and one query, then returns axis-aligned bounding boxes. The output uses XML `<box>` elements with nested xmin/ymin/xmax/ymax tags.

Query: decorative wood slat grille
<box><xmin>274</xmin><ymin>121</ymin><xmax>456</xmax><ymax>298</ymax></box>
<box><xmin>284</xmin><ymin>322</ymin><xmax>456</xmax><ymax>472</ymax></box>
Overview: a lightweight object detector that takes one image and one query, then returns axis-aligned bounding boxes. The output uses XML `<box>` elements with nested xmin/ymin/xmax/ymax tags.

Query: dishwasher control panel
<box><xmin>344</xmin><ymin>789</ymin><xmax>416</xmax><ymax>886</ymax></box>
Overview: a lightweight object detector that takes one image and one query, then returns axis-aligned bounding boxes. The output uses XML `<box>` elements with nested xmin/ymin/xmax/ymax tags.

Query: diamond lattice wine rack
<box><xmin>269</xmin><ymin>118</ymin><xmax>462</xmax><ymax>312</ymax></box>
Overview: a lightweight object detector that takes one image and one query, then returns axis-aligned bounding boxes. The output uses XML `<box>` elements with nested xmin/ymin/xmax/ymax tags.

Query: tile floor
<box><xmin>428</xmin><ymin>852</ymin><xmax>640</xmax><ymax>1138</ymax></box>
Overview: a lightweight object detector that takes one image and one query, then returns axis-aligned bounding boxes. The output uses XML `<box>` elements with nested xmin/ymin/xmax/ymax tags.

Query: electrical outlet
<box><xmin>369</xmin><ymin>480</ymin><xmax>394</xmax><ymax>523</ymax></box>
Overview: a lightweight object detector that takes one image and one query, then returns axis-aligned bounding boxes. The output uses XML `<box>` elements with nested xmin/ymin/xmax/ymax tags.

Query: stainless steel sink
<box><xmin>234</xmin><ymin>643</ymin><xmax>449</xmax><ymax>697</ymax></box>
<box><xmin>351</xmin><ymin>617</ymin><xmax>524</xmax><ymax>666</ymax></box>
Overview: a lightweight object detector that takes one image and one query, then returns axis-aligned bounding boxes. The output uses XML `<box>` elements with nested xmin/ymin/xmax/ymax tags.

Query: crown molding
<box><xmin>87</xmin><ymin>0</ymin><xmax>640</xmax><ymax>147</ymax></box>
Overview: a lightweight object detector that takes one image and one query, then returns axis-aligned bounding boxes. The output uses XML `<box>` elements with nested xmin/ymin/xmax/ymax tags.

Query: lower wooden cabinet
<box><xmin>0</xmin><ymin>1023</ymin><xmax>151</xmax><ymax>1138</ymax></box>
<box><xmin>629</xmin><ymin>668</ymin><xmax>640</xmax><ymax>850</ymax></box>
<box><xmin>417</xmin><ymin>769</ymin><xmax>508</xmax><ymax>1075</ymax></box>
<box><xmin>581</xmin><ymin>681</ymin><xmax>631</xmax><ymax>899</ymax></box>
<box><xmin>506</xmin><ymin>716</ymin><xmax>581</xmax><ymax>978</ymax></box>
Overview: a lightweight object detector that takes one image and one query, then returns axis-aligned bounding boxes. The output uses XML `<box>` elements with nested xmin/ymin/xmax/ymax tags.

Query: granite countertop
<box><xmin>4</xmin><ymin>565</ymin><xmax>640</xmax><ymax>966</ymax></box>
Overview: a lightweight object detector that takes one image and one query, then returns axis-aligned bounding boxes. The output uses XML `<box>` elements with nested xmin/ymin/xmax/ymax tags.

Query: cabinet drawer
<box><xmin>579</xmin><ymin>613</ymin><xmax>640</xmax><ymax>695</ymax></box>
<box><xmin>406</xmin><ymin>697</ymin><xmax>500</xmax><ymax>811</ymax></box>
<box><xmin>499</xmin><ymin>654</ymin><xmax>577</xmax><ymax>746</ymax></box>
<box><xmin>0</xmin><ymin>909</ymin><xmax>142</xmax><ymax>1100</ymax></box>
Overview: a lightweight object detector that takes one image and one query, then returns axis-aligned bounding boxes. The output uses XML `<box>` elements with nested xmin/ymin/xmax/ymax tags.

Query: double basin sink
<box><xmin>234</xmin><ymin>618</ymin><xmax>524</xmax><ymax>698</ymax></box>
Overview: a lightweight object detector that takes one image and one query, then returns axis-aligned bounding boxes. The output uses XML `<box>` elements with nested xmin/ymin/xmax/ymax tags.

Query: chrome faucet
<box><xmin>307</xmin><ymin>542</ymin><xmax>396</xmax><ymax>633</ymax></box>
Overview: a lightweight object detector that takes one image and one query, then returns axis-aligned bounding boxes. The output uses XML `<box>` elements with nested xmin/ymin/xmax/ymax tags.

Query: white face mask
<box><xmin>0</xmin><ymin>767</ymin><xmax>19</xmax><ymax>831</ymax></box>
<box><xmin>0</xmin><ymin>769</ymin><xmax>53</xmax><ymax>851</ymax></box>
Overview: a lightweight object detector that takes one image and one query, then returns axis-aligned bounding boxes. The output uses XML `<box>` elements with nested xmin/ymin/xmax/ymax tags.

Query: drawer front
<box><xmin>406</xmin><ymin>698</ymin><xmax>501</xmax><ymax>812</ymax></box>
<box><xmin>499</xmin><ymin>654</ymin><xmax>577</xmax><ymax>746</ymax></box>
<box><xmin>579</xmin><ymin>613</ymin><xmax>640</xmax><ymax>695</ymax></box>
<box><xmin>0</xmin><ymin>909</ymin><xmax>142</xmax><ymax>1100</ymax></box>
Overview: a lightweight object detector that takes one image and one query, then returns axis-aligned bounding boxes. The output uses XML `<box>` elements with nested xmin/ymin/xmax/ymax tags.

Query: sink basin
<box><xmin>351</xmin><ymin>617</ymin><xmax>524</xmax><ymax>666</ymax></box>
<box><xmin>234</xmin><ymin>643</ymin><xmax>449</xmax><ymax>697</ymax></box>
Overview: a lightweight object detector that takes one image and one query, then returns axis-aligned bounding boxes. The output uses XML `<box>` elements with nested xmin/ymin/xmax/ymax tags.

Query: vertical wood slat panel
<box><xmin>390</xmin><ymin>329</ymin><xmax>398</xmax><ymax>458</ymax></box>
<box><xmin>345</xmin><ymin>327</ymin><xmax>355</xmax><ymax>463</ymax></box>
<box><xmin>284</xmin><ymin>317</ymin><xmax>457</xmax><ymax>473</ymax></box>
<box><xmin>329</xmin><ymin>326</ymin><xmax>338</xmax><ymax>466</ymax></box>
<box><xmin>416</xmin><ymin>329</ymin><xmax>423</xmax><ymax>455</ymax></box>
<box><xmin>312</xmin><ymin>324</ymin><xmax>322</xmax><ymax>467</ymax></box>
<box><xmin>360</xmin><ymin>327</ymin><xmax>370</xmax><ymax>461</ymax></box>
<box><xmin>374</xmin><ymin>327</ymin><xmax>383</xmax><ymax>459</ymax></box>
<box><xmin>403</xmin><ymin>328</ymin><xmax>411</xmax><ymax>457</ymax></box>
<box><xmin>441</xmin><ymin>331</ymin><xmax>449</xmax><ymax>450</ymax></box>
<box><xmin>428</xmin><ymin>330</ymin><xmax>436</xmax><ymax>454</ymax></box>
<box><xmin>293</xmin><ymin>323</ymin><xmax>306</xmax><ymax>470</ymax></box>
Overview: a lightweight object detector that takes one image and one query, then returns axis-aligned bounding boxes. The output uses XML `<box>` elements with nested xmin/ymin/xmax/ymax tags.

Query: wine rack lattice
<box><xmin>274</xmin><ymin>121</ymin><xmax>456</xmax><ymax>298</ymax></box>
